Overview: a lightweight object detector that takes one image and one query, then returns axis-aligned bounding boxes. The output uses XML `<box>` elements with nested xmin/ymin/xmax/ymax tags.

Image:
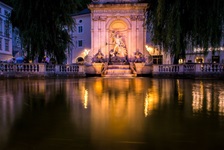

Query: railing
<box><xmin>153</xmin><ymin>63</ymin><xmax>224</xmax><ymax>74</ymax></box>
<box><xmin>0</xmin><ymin>63</ymin><xmax>84</xmax><ymax>77</ymax></box>
<box><xmin>1</xmin><ymin>62</ymin><xmax>224</xmax><ymax>78</ymax></box>
<box><xmin>158</xmin><ymin>65</ymin><xmax>180</xmax><ymax>72</ymax></box>
<box><xmin>16</xmin><ymin>64</ymin><xmax>40</xmax><ymax>72</ymax></box>
<box><xmin>58</xmin><ymin>65</ymin><xmax>79</xmax><ymax>72</ymax></box>
<box><xmin>200</xmin><ymin>63</ymin><xmax>224</xmax><ymax>72</ymax></box>
<box><xmin>183</xmin><ymin>64</ymin><xmax>195</xmax><ymax>72</ymax></box>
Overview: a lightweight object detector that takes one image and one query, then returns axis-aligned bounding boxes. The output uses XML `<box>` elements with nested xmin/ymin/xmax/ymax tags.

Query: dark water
<box><xmin>0</xmin><ymin>78</ymin><xmax>224</xmax><ymax>150</ymax></box>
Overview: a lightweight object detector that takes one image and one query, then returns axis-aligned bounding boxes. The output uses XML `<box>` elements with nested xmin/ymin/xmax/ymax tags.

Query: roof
<box><xmin>0</xmin><ymin>0</ymin><xmax>12</xmax><ymax>9</ymax></box>
<box><xmin>72</xmin><ymin>8</ymin><xmax>91</xmax><ymax>16</ymax></box>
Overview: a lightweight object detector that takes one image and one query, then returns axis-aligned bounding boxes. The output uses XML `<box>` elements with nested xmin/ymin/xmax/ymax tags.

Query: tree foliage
<box><xmin>7</xmin><ymin>0</ymin><xmax>89</xmax><ymax>64</ymax></box>
<box><xmin>147</xmin><ymin>0</ymin><xmax>224</xmax><ymax>63</ymax></box>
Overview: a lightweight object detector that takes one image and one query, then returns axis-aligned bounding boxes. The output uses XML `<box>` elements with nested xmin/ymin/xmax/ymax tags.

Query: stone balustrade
<box><xmin>153</xmin><ymin>63</ymin><xmax>224</xmax><ymax>79</ymax></box>
<box><xmin>1</xmin><ymin>62</ymin><xmax>224</xmax><ymax>78</ymax></box>
<box><xmin>0</xmin><ymin>63</ymin><xmax>85</xmax><ymax>78</ymax></box>
<box><xmin>153</xmin><ymin>63</ymin><xmax>224</xmax><ymax>73</ymax></box>
<box><xmin>200</xmin><ymin>63</ymin><xmax>224</xmax><ymax>72</ymax></box>
<box><xmin>158</xmin><ymin>64</ymin><xmax>181</xmax><ymax>73</ymax></box>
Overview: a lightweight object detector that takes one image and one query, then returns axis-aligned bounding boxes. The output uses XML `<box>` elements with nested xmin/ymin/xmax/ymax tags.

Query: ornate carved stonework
<box><xmin>92</xmin><ymin>0</ymin><xmax>139</xmax><ymax>3</ymax></box>
<box><xmin>93</xmin><ymin>8</ymin><xmax>146</xmax><ymax>13</ymax></box>
<box><xmin>130</xmin><ymin>15</ymin><xmax>138</xmax><ymax>21</ymax></box>
<box><xmin>137</xmin><ymin>15</ymin><xmax>145</xmax><ymax>21</ymax></box>
<box><xmin>92</xmin><ymin>16</ymin><xmax>100</xmax><ymax>21</ymax></box>
<box><xmin>88</xmin><ymin>1</ymin><xmax>148</xmax><ymax>64</ymax></box>
<box><xmin>92</xmin><ymin>50</ymin><xmax>105</xmax><ymax>63</ymax></box>
<box><xmin>92</xmin><ymin>16</ymin><xmax>108</xmax><ymax>21</ymax></box>
<box><xmin>99</xmin><ymin>16</ymin><xmax>108</xmax><ymax>21</ymax></box>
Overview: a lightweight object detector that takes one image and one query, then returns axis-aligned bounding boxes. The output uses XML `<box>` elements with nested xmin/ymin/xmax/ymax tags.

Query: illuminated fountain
<box><xmin>85</xmin><ymin>0</ymin><xmax>151</xmax><ymax>77</ymax></box>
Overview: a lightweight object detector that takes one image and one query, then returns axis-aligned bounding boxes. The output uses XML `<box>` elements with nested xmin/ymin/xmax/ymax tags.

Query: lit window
<box><xmin>78</xmin><ymin>26</ymin><xmax>83</xmax><ymax>33</ymax></box>
<box><xmin>78</xmin><ymin>40</ymin><xmax>83</xmax><ymax>47</ymax></box>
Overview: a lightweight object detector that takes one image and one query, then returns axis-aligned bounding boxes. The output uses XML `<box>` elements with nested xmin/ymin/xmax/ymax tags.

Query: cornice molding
<box><xmin>88</xmin><ymin>3</ymin><xmax>148</xmax><ymax>10</ymax></box>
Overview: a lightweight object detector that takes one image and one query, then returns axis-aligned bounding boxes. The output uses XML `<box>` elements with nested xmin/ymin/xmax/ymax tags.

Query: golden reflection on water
<box><xmin>191</xmin><ymin>81</ymin><xmax>224</xmax><ymax>116</ymax></box>
<box><xmin>84</xmin><ymin>89</ymin><xmax>88</xmax><ymax>109</ymax></box>
<box><xmin>192</xmin><ymin>81</ymin><xmax>204</xmax><ymax>112</ymax></box>
<box><xmin>144</xmin><ymin>81</ymin><xmax>159</xmax><ymax>117</ymax></box>
<box><xmin>177</xmin><ymin>79</ymin><xmax>183</xmax><ymax>101</ymax></box>
<box><xmin>1</xmin><ymin>78</ymin><xmax>224</xmax><ymax>149</ymax></box>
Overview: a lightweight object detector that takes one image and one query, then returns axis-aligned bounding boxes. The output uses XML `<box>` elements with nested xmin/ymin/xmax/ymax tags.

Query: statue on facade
<box><xmin>134</xmin><ymin>50</ymin><xmax>145</xmax><ymax>63</ymax></box>
<box><xmin>109</xmin><ymin>31</ymin><xmax>128</xmax><ymax>63</ymax></box>
<box><xmin>92</xmin><ymin>49</ymin><xmax>105</xmax><ymax>63</ymax></box>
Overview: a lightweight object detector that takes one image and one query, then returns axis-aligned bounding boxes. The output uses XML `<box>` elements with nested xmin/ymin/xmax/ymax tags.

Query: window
<box><xmin>152</xmin><ymin>55</ymin><xmax>163</xmax><ymax>64</ymax></box>
<box><xmin>4</xmin><ymin>20</ymin><xmax>9</xmax><ymax>37</ymax></box>
<box><xmin>78</xmin><ymin>25</ymin><xmax>83</xmax><ymax>33</ymax></box>
<box><xmin>4</xmin><ymin>10</ymin><xmax>8</xmax><ymax>16</ymax></box>
<box><xmin>0</xmin><ymin>18</ymin><xmax>2</xmax><ymax>35</ymax></box>
<box><xmin>5</xmin><ymin>39</ymin><xmax>9</xmax><ymax>51</ymax></box>
<box><xmin>212</xmin><ymin>56</ymin><xmax>220</xmax><ymax>63</ymax></box>
<box><xmin>77</xmin><ymin>40</ymin><xmax>83</xmax><ymax>47</ymax></box>
<box><xmin>0</xmin><ymin>38</ymin><xmax>2</xmax><ymax>50</ymax></box>
<box><xmin>195</xmin><ymin>57</ymin><xmax>203</xmax><ymax>63</ymax></box>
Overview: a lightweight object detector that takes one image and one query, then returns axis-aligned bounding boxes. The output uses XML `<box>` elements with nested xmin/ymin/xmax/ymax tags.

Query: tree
<box><xmin>7</xmin><ymin>0</ymin><xmax>90</xmax><ymax>64</ymax></box>
<box><xmin>147</xmin><ymin>0</ymin><xmax>224</xmax><ymax>63</ymax></box>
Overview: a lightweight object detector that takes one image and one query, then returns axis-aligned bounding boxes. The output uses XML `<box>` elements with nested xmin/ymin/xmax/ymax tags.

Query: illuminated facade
<box><xmin>68</xmin><ymin>0</ymin><xmax>148</xmax><ymax>65</ymax></box>
<box><xmin>68</xmin><ymin>9</ymin><xmax>91</xmax><ymax>64</ymax></box>
<box><xmin>69</xmin><ymin>0</ymin><xmax>224</xmax><ymax>65</ymax></box>
<box><xmin>0</xmin><ymin>2</ymin><xmax>12</xmax><ymax>61</ymax></box>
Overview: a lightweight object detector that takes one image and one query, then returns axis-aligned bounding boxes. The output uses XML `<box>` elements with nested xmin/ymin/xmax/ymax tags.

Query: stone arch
<box><xmin>76</xmin><ymin>57</ymin><xmax>84</xmax><ymax>64</ymax></box>
<box><xmin>106</xmin><ymin>17</ymin><xmax>131</xmax><ymax>31</ymax></box>
<box><xmin>106</xmin><ymin>18</ymin><xmax>131</xmax><ymax>62</ymax></box>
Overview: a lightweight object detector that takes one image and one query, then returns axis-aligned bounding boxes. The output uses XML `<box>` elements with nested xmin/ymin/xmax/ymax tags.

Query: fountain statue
<box><xmin>109</xmin><ymin>31</ymin><xmax>128</xmax><ymax>64</ymax></box>
<box><xmin>133</xmin><ymin>50</ymin><xmax>145</xmax><ymax>63</ymax></box>
<box><xmin>92</xmin><ymin>49</ymin><xmax>105</xmax><ymax>63</ymax></box>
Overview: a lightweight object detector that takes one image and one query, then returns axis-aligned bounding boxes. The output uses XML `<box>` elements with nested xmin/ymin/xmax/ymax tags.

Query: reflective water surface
<box><xmin>0</xmin><ymin>78</ymin><xmax>224</xmax><ymax>150</ymax></box>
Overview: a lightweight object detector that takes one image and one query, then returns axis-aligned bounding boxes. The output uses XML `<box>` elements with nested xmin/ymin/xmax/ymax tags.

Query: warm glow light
<box><xmin>193</xmin><ymin>47</ymin><xmax>224</xmax><ymax>52</ymax></box>
<box><xmin>144</xmin><ymin>87</ymin><xmax>159</xmax><ymax>117</ymax></box>
<box><xmin>177</xmin><ymin>80</ymin><xmax>183</xmax><ymax>101</ymax></box>
<box><xmin>84</xmin><ymin>89</ymin><xmax>88</xmax><ymax>109</ymax></box>
<box><xmin>219</xmin><ymin>91</ymin><xmax>224</xmax><ymax>116</ymax></box>
<box><xmin>84</xmin><ymin>49</ymin><xmax>90</xmax><ymax>57</ymax></box>
<box><xmin>94</xmin><ymin>80</ymin><xmax>103</xmax><ymax>96</ymax></box>
<box><xmin>192</xmin><ymin>82</ymin><xmax>204</xmax><ymax>112</ymax></box>
<box><xmin>178</xmin><ymin>59</ymin><xmax>184</xmax><ymax>64</ymax></box>
<box><xmin>145</xmin><ymin>45</ymin><xmax>154</xmax><ymax>54</ymax></box>
<box><xmin>206</xmin><ymin>89</ymin><xmax>212</xmax><ymax>112</ymax></box>
<box><xmin>144</xmin><ymin>93</ymin><xmax>152</xmax><ymax>117</ymax></box>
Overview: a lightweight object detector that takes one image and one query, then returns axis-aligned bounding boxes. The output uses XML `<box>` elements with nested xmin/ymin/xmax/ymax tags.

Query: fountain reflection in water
<box><xmin>1</xmin><ymin>78</ymin><xmax>224</xmax><ymax>150</ymax></box>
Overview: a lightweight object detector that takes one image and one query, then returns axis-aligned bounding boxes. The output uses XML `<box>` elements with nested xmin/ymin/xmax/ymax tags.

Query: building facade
<box><xmin>0</xmin><ymin>1</ymin><xmax>12</xmax><ymax>62</ymax></box>
<box><xmin>69</xmin><ymin>0</ymin><xmax>149</xmax><ymax>65</ymax></box>
<box><xmin>88</xmin><ymin>0</ymin><xmax>148</xmax><ymax>64</ymax></box>
<box><xmin>68</xmin><ymin>9</ymin><xmax>91</xmax><ymax>64</ymax></box>
<box><xmin>69</xmin><ymin>0</ymin><xmax>224</xmax><ymax>66</ymax></box>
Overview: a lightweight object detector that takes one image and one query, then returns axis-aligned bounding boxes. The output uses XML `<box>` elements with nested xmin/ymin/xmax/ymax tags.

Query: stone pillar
<box><xmin>38</xmin><ymin>63</ymin><xmax>46</xmax><ymax>73</ymax></box>
<box><xmin>100</xmin><ymin>16</ymin><xmax>107</xmax><ymax>56</ymax></box>
<box><xmin>92</xmin><ymin>16</ymin><xmax>100</xmax><ymax>58</ymax></box>
<box><xmin>130</xmin><ymin>15</ymin><xmax>137</xmax><ymax>58</ymax></box>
